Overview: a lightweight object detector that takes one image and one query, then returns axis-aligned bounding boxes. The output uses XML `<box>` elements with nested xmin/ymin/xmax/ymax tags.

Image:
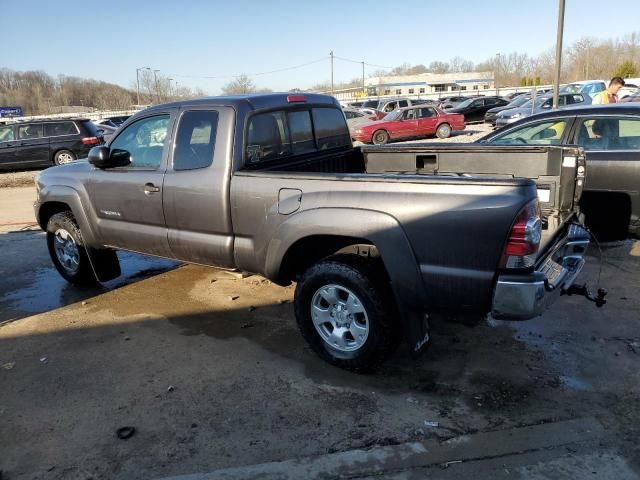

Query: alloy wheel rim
<box><xmin>57</xmin><ymin>152</ymin><xmax>74</xmax><ymax>164</ymax></box>
<box><xmin>310</xmin><ymin>284</ymin><xmax>369</xmax><ymax>352</ymax></box>
<box><xmin>53</xmin><ymin>228</ymin><xmax>80</xmax><ymax>275</ymax></box>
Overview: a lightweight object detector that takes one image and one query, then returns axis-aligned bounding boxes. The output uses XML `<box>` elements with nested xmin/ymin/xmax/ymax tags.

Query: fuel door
<box><xmin>278</xmin><ymin>188</ymin><xmax>302</xmax><ymax>215</ymax></box>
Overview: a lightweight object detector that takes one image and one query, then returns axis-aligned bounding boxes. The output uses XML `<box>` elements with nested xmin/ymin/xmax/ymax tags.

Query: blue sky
<box><xmin>3</xmin><ymin>0</ymin><xmax>639</xmax><ymax>93</ymax></box>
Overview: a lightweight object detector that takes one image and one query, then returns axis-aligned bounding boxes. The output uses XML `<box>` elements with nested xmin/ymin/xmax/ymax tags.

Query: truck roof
<box><xmin>144</xmin><ymin>93</ymin><xmax>340</xmax><ymax>113</ymax></box>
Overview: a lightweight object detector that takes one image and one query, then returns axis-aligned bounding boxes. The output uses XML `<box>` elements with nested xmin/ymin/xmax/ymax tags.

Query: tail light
<box><xmin>81</xmin><ymin>136</ymin><xmax>100</xmax><ymax>146</ymax></box>
<box><xmin>368</xmin><ymin>116</ymin><xmax>377</xmax><ymax>120</ymax></box>
<box><xmin>500</xmin><ymin>199</ymin><xmax>542</xmax><ymax>269</ymax></box>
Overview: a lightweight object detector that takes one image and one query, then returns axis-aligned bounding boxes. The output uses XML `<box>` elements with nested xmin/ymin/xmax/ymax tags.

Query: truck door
<box><xmin>162</xmin><ymin>107</ymin><xmax>235</xmax><ymax>267</ymax></box>
<box><xmin>88</xmin><ymin>111</ymin><xmax>174</xmax><ymax>257</ymax></box>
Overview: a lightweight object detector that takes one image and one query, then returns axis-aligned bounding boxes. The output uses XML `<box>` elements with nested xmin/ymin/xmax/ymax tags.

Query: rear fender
<box><xmin>265</xmin><ymin>208</ymin><xmax>431</xmax><ymax>354</ymax></box>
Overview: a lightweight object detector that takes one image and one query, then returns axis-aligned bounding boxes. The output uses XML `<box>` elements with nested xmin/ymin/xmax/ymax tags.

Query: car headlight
<box><xmin>507</xmin><ymin>113</ymin><xmax>522</xmax><ymax>119</ymax></box>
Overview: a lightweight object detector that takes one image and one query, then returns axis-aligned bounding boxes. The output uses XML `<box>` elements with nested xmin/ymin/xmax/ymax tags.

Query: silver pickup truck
<box><xmin>34</xmin><ymin>93</ymin><xmax>595</xmax><ymax>371</ymax></box>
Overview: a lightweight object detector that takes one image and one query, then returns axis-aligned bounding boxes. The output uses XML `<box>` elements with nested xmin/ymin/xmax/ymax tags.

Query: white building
<box><xmin>364</xmin><ymin>71</ymin><xmax>495</xmax><ymax>96</ymax></box>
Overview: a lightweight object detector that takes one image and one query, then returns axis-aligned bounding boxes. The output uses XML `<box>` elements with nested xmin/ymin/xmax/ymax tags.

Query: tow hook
<box><xmin>562</xmin><ymin>283</ymin><xmax>608</xmax><ymax>307</ymax></box>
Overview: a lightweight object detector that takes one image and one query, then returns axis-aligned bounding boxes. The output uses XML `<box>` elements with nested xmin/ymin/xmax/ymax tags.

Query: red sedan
<box><xmin>351</xmin><ymin>105</ymin><xmax>465</xmax><ymax>144</ymax></box>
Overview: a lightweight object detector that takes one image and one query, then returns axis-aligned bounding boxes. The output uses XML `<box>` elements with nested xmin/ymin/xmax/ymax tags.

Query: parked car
<box><xmin>618</xmin><ymin>84</ymin><xmax>638</xmax><ymax>100</ymax></box>
<box><xmin>0</xmin><ymin>118</ymin><xmax>103</xmax><ymax>170</ymax></box>
<box><xmin>561</xmin><ymin>80</ymin><xmax>606</xmax><ymax>99</ymax></box>
<box><xmin>357</xmin><ymin>108</ymin><xmax>386</xmax><ymax>120</ymax></box>
<box><xmin>346</xmin><ymin>101</ymin><xmax>364</xmax><ymax>109</ymax></box>
<box><xmin>343</xmin><ymin>108</ymin><xmax>375</xmax><ymax>129</ymax></box>
<box><xmin>503</xmin><ymin>92</ymin><xmax>529</xmax><ymax>101</ymax></box>
<box><xmin>479</xmin><ymin>103</ymin><xmax>640</xmax><ymax>237</ymax></box>
<box><xmin>496</xmin><ymin>93</ymin><xmax>590</xmax><ymax>127</ymax></box>
<box><xmin>438</xmin><ymin>95</ymin><xmax>475</xmax><ymax>109</ymax></box>
<box><xmin>94</xmin><ymin>124</ymin><xmax>117</xmax><ymax>143</ymax></box>
<box><xmin>351</xmin><ymin>105</ymin><xmax>465</xmax><ymax>144</ymax></box>
<box><xmin>34</xmin><ymin>93</ymin><xmax>593</xmax><ymax>371</ymax></box>
<box><xmin>95</xmin><ymin>116</ymin><xmax>130</xmax><ymax>128</ymax></box>
<box><xmin>447</xmin><ymin>96</ymin><xmax>510</xmax><ymax>123</ymax></box>
<box><xmin>484</xmin><ymin>95</ymin><xmax>532</xmax><ymax>125</ymax></box>
<box><xmin>620</xmin><ymin>88</ymin><xmax>640</xmax><ymax>102</ymax></box>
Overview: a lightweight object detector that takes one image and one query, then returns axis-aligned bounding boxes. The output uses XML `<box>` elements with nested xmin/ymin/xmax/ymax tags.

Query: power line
<box><xmin>333</xmin><ymin>55</ymin><xmax>393</xmax><ymax>69</ymax></box>
<box><xmin>167</xmin><ymin>57</ymin><xmax>328</xmax><ymax>80</ymax></box>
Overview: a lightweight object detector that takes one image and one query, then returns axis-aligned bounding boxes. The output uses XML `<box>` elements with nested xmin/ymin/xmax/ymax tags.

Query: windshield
<box><xmin>360</xmin><ymin>100</ymin><xmax>379</xmax><ymax>109</ymax></box>
<box><xmin>455</xmin><ymin>98</ymin><xmax>474</xmax><ymax>109</ymax></box>
<box><xmin>508</xmin><ymin>95</ymin><xmax>531</xmax><ymax>107</ymax></box>
<box><xmin>520</xmin><ymin>97</ymin><xmax>549</xmax><ymax>109</ymax></box>
<box><xmin>382</xmin><ymin>110</ymin><xmax>402</xmax><ymax>121</ymax></box>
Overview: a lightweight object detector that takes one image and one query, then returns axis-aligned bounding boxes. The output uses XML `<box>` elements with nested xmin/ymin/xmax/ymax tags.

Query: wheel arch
<box><xmin>264</xmin><ymin>208</ymin><xmax>430</xmax><ymax>354</ymax></box>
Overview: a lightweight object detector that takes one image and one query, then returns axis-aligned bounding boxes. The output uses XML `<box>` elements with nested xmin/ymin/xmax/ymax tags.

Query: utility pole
<box><xmin>136</xmin><ymin>66</ymin><xmax>150</xmax><ymax>105</ymax></box>
<box><xmin>495</xmin><ymin>53</ymin><xmax>501</xmax><ymax>97</ymax></box>
<box><xmin>168</xmin><ymin>78</ymin><xmax>174</xmax><ymax>98</ymax></box>
<box><xmin>153</xmin><ymin>69</ymin><xmax>160</xmax><ymax>103</ymax></box>
<box><xmin>361</xmin><ymin>61</ymin><xmax>365</xmax><ymax>95</ymax></box>
<box><xmin>553</xmin><ymin>0</ymin><xmax>566</xmax><ymax>109</ymax></box>
<box><xmin>175</xmin><ymin>81</ymin><xmax>179</xmax><ymax>97</ymax></box>
<box><xmin>330</xmin><ymin>50</ymin><xmax>334</xmax><ymax>95</ymax></box>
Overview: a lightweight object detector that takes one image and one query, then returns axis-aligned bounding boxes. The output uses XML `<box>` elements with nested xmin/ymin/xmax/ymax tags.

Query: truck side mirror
<box><xmin>88</xmin><ymin>146</ymin><xmax>131</xmax><ymax>168</ymax></box>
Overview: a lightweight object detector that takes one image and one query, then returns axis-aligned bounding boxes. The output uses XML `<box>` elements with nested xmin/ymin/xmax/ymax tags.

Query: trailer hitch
<box><xmin>562</xmin><ymin>283</ymin><xmax>607</xmax><ymax>307</ymax></box>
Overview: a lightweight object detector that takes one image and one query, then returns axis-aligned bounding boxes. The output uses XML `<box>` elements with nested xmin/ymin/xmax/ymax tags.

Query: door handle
<box><xmin>143</xmin><ymin>183</ymin><xmax>160</xmax><ymax>194</ymax></box>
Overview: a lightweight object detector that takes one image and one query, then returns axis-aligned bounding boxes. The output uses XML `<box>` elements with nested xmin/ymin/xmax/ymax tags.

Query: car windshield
<box><xmin>521</xmin><ymin>97</ymin><xmax>549</xmax><ymax>109</ymax></box>
<box><xmin>383</xmin><ymin>110</ymin><xmax>403</xmax><ymax>121</ymax></box>
<box><xmin>455</xmin><ymin>98</ymin><xmax>474</xmax><ymax>109</ymax></box>
<box><xmin>509</xmin><ymin>95</ymin><xmax>531</xmax><ymax>107</ymax></box>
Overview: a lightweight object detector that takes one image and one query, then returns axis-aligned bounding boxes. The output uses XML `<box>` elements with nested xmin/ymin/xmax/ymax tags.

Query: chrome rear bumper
<box><xmin>492</xmin><ymin>224</ymin><xmax>590</xmax><ymax>320</ymax></box>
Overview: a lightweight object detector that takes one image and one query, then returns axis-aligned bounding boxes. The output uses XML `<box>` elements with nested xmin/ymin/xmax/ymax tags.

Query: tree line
<box><xmin>310</xmin><ymin>31</ymin><xmax>640</xmax><ymax>92</ymax></box>
<box><xmin>0</xmin><ymin>68</ymin><xmax>205</xmax><ymax>116</ymax></box>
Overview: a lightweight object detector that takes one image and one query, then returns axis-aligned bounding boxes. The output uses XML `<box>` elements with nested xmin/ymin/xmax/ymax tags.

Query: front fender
<box><xmin>36</xmin><ymin>184</ymin><xmax>99</xmax><ymax>247</ymax></box>
<box><xmin>265</xmin><ymin>208</ymin><xmax>430</xmax><ymax>355</ymax></box>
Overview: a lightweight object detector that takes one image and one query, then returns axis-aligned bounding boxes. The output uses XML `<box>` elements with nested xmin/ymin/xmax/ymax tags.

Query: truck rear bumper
<box><xmin>492</xmin><ymin>224</ymin><xmax>590</xmax><ymax>320</ymax></box>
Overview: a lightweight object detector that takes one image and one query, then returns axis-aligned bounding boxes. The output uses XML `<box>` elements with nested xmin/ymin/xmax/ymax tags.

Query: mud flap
<box><xmin>86</xmin><ymin>247</ymin><xmax>121</xmax><ymax>283</ymax></box>
<box><xmin>399</xmin><ymin>306</ymin><xmax>431</xmax><ymax>357</ymax></box>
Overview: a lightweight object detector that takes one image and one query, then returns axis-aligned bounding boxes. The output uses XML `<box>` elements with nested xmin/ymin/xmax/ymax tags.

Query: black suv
<box><xmin>0</xmin><ymin>118</ymin><xmax>103</xmax><ymax>170</ymax></box>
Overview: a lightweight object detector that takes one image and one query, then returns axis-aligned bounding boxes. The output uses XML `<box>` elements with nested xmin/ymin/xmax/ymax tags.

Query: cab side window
<box><xmin>109</xmin><ymin>115</ymin><xmax>170</xmax><ymax>169</ymax></box>
<box><xmin>173</xmin><ymin>111</ymin><xmax>218</xmax><ymax>171</ymax></box>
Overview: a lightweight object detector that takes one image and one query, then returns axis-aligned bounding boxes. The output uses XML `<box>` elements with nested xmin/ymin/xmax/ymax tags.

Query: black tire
<box><xmin>294</xmin><ymin>255</ymin><xmax>399</xmax><ymax>372</ymax></box>
<box><xmin>53</xmin><ymin>149</ymin><xmax>76</xmax><ymax>166</ymax></box>
<box><xmin>372</xmin><ymin>130</ymin><xmax>389</xmax><ymax>145</ymax></box>
<box><xmin>46</xmin><ymin>211</ymin><xmax>97</xmax><ymax>285</ymax></box>
<box><xmin>435</xmin><ymin>123</ymin><xmax>452</xmax><ymax>139</ymax></box>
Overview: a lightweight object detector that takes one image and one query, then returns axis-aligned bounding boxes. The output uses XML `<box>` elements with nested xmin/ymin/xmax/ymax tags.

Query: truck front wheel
<box><xmin>46</xmin><ymin>211</ymin><xmax>97</xmax><ymax>285</ymax></box>
<box><xmin>294</xmin><ymin>255</ymin><xmax>399</xmax><ymax>372</ymax></box>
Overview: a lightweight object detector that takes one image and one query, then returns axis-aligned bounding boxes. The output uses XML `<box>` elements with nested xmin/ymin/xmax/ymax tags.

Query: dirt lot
<box><xmin>0</xmin><ymin>224</ymin><xmax>639</xmax><ymax>479</ymax></box>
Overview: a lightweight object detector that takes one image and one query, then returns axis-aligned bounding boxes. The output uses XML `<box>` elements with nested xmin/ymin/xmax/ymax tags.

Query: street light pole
<box><xmin>153</xmin><ymin>69</ymin><xmax>160</xmax><ymax>103</ymax></box>
<box><xmin>553</xmin><ymin>0</ymin><xmax>566</xmax><ymax>109</ymax></box>
<box><xmin>361</xmin><ymin>61</ymin><xmax>365</xmax><ymax>95</ymax></box>
<box><xmin>168</xmin><ymin>78</ymin><xmax>174</xmax><ymax>98</ymax></box>
<box><xmin>135</xmin><ymin>66</ymin><xmax>150</xmax><ymax>106</ymax></box>
<box><xmin>495</xmin><ymin>53</ymin><xmax>501</xmax><ymax>97</ymax></box>
<box><xmin>330</xmin><ymin>50</ymin><xmax>334</xmax><ymax>95</ymax></box>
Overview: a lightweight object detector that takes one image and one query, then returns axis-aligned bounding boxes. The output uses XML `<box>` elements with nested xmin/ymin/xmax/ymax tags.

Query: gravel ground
<box><xmin>0</xmin><ymin>169</ymin><xmax>39</xmax><ymax>189</ymax></box>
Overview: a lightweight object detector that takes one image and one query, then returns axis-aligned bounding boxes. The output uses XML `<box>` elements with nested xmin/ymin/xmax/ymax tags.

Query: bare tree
<box><xmin>222</xmin><ymin>74</ymin><xmax>257</xmax><ymax>94</ymax></box>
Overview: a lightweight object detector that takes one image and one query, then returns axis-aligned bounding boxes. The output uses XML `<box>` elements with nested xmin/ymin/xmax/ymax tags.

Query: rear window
<box><xmin>44</xmin><ymin>121</ymin><xmax>78</xmax><ymax>137</ymax></box>
<box><xmin>246</xmin><ymin>107</ymin><xmax>350</xmax><ymax>164</ymax></box>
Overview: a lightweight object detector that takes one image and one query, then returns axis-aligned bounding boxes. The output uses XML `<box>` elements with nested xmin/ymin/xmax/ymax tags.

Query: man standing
<box><xmin>593</xmin><ymin>77</ymin><xmax>626</xmax><ymax>104</ymax></box>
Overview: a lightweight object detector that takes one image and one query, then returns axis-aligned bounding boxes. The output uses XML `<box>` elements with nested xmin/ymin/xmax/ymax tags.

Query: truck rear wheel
<box><xmin>46</xmin><ymin>211</ymin><xmax>97</xmax><ymax>285</ymax></box>
<box><xmin>294</xmin><ymin>255</ymin><xmax>399</xmax><ymax>372</ymax></box>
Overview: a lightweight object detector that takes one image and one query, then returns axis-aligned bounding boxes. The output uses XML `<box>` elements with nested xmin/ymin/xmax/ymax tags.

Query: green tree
<box><xmin>613</xmin><ymin>61</ymin><xmax>639</xmax><ymax>78</ymax></box>
<box><xmin>520</xmin><ymin>77</ymin><xmax>527</xmax><ymax>86</ymax></box>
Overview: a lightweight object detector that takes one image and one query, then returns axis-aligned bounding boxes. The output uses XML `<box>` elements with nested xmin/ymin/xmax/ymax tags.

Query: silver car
<box><xmin>496</xmin><ymin>93</ymin><xmax>591</xmax><ymax>127</ymax></box>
